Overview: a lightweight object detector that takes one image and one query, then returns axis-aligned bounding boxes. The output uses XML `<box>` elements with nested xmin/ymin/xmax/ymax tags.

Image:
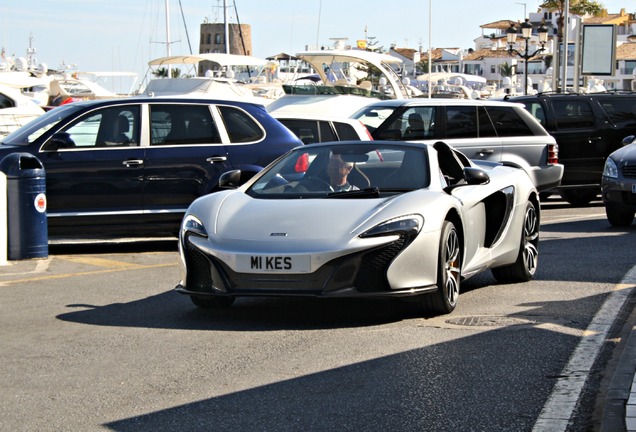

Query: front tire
<box><xmin>605</xmin><ymin>203</ymin><xmax>635</xmax><ymax>227</ymax></box>
<box><xmin>492</xmin><ymin>201</ymin><xmax>539</xmax><ymax>283</ymax></box>
<box><xmin>422</xmin><ymin>220</ymin><xmax>461</xmax><ymax>315</ymax></box>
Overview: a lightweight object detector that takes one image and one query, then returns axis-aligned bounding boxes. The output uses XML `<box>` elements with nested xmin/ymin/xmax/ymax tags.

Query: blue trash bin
<box><xmin>0</xmin><ymin>153</ymin><xmax>48</xmax><ymax>260</ymax></box>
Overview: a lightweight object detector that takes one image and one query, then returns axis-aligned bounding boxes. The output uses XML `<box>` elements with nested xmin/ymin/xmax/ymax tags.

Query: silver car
<box><xmin>351</xmin><ymin>98</ymin><xmax>563</xmax><ymax>193</ymax></box>
<box><xmin>176</xmin><ymin>140</ymin><xmax>540</xmax><ymax>316</ymax></box>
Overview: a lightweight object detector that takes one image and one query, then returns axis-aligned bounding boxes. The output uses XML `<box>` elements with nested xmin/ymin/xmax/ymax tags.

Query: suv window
<box><xmin>523</xmin><ymin>102</ymin><xmax>547</xmax><ymax>126</ymax></box>
<box><xmin>397</xmin><ymin>107</ymin><xmax>435</xmax><ymax>139</ymax></box>
<box><xmin>333</xmin><ymin>122</ymin><xmax>360</xmax><ymax>140</ymax></box>
<box><xmin>445</xmin><ymin>106</ymin><xmax>477</xmax><ymax>138</ymax></box>
<box><xmin>598</xmin><ymin>98</ymin><xmax>636</xmax><ymax>126</ymax></box>
<box><xmin>319</xmin><ymin>121</ymin><xmax>337</xmax><ymax>141</ymax></box>
<box><xmin>478</xmin><ymin>106</ymin><xmax>497</xmax><ymax>137</ymax></box>
<box><xmin>218</xmin><ymin>105</ymin><xmax>264</xmax><ymax>143</ymax></box>
<box><xmin>151</xmin><ymin>104</ymin><xmax>219</xmax><ymax>145</ymax></box>
<box><xmin>278</xmin><ymin>119</ymin><xmax>319</xmax><ymax>144</ymax></box>
<box><xmin>59</xmin><ymin>105</ymin><xmax>140</xmax><ymax>148</ymax></box>
<box><xmin>553</xmin><ymin>100</ymin><xmax>595</xmax><ymax>129</ymax></box>
<box><xmin>485</xmin><ymin>106</ymin><xmax>534</xmax><ymax>137</ymax></box>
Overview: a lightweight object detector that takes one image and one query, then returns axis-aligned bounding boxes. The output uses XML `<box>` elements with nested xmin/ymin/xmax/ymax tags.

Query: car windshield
<box><xmin>247</xmin><ymin>143</ymin><xmax>430</xmax><ymax>199</ymax></box>
<box><xmin>1</xmin><ymin>104</ymin><xmax>82</xmax><ymax>146</ymax></box>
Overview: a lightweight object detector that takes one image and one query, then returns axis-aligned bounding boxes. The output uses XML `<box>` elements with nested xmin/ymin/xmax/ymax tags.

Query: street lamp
<box><xmin>506</xmin><ymin>19</ymin><xmax>549</xmax><ymax>95</ymax></box>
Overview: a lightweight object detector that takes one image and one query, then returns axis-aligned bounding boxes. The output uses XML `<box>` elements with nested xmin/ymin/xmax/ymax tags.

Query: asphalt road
<box><xmin>0</xmin><ymin>197</ymin><xmax>634</xmax><ymax>432</ymax></box>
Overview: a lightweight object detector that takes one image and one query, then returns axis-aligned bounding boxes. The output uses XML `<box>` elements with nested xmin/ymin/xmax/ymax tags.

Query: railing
<box><xmin>0</xmin><ymin>113</ymin><xmax>39</xmax><ymax>137</ymax></box>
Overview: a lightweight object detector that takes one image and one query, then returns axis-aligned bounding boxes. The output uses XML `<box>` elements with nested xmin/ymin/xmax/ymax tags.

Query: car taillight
<box><xmin>547</xmin><ymin>143</ymin><xmax>559</xmax><ymax>165</ymax></box>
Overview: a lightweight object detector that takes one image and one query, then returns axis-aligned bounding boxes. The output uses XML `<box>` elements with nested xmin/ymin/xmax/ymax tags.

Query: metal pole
<box><xmin>524</xmin><ymin>37</ymin><xmax>529</xmax><ymax>95</ymax></box>
<box><xmin>573</xmin><ymin>15</ymin><xmax>581</xmax><ymax>92</ymax></box>
<box><xmin>165</xmin><ymin>0</ymin><xmax>171</xmax><ymax>76</ymax></box>
<box><xmin>428</xmin><ymin>0</ymin><xmax>432</xmax><ymax>99</ymax></box>
<box><xmin>224</xmin><ymin>0</ymin><xmax>229</xmax><ymax>54</ymax></box>
<box><xmin>562</xmin><ymin>0</ymin><xmax>569</xmax><ymax>92</ymax></box>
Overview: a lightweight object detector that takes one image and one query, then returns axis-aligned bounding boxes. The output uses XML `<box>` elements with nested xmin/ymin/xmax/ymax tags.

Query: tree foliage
<box><xmin>539</xmin><ymin>1</ymin><xmax>604</xmax><ymax>37</ymax></box>
<box><xmin>499</xmin><ymin>62</ymin><xmax>516</xmax><ymax>78</ymax></box>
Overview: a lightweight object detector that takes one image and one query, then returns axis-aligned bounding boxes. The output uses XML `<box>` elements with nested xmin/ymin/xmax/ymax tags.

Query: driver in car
<box><xmin>328</xmin><ymin>154</ymin><xmax>359</xmax><ymax>192</ymax></box>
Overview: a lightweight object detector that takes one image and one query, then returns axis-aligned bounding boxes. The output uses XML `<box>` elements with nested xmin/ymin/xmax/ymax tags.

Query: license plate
<box><xmin>236</xmin><ymin>254</ymin><xmax>310</xmax><ymax>273</ymax></box>
<box><xmin>632</xmin><ymin>184</ymin><xmax>636</xmax><ymax>194</ymax></box>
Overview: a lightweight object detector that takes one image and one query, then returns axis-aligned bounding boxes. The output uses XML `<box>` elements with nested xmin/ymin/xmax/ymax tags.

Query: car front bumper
<box><xmin>602</xmin><ymin>176</ymin><xmax>636</xmax><ymax>209</ymax></box>
<box><xmin>175</xmin><ymin>233</ymin><xmax>438</xmax><ymax>299</ymax></box>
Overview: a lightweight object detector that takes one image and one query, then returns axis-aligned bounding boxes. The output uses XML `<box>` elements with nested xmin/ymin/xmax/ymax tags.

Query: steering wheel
<box><xmin>297</xmin><ymin>176</ymin><xmax>334</xmax><ymax>192</ymax></box>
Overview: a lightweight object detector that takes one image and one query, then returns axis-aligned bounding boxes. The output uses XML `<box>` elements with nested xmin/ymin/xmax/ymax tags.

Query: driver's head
<box><xmin>327</xmin><ymin>153</ymin><xmax>353</xmax><ymax>186</ymax></box>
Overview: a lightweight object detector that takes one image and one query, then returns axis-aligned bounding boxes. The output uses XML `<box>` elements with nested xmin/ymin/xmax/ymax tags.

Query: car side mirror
<box><xmin>443</xmin><ymin>167</ymin><xmax>490</xmax><ymax>194</ymax></box>
<box><xmin>622</xmin><ymin>135</ymin><xmax>636</xmax><ymax>146</ymax></box>
<box><xmin>464</xmin><ymin>167</ymin><xmax>490</xmax><ymax>185</ymax></box>
<box><xmin>44</xmin><ymin>132</ymin><xmax>75</xmax><ymax>150</ymax></box>
<box><xmin>218</xmin><ymin>169</ymin><xmax>259</xmax><ymax>189</ymax></box>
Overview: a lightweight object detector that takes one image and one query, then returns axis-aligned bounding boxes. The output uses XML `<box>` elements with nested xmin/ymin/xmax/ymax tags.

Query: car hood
<box><xmin>189</xmin><ymin>189</ymin><xmax>442</xmax><ymax>253</ymax></box>
<box><xmin>613</xmin><ymin>143</ymin><xmax>636</xmax><ymax>162</ymax></box>
<box><xmin>215</xmin><ymin>192</ymin><xmax>390</xmax><ymax>242</ymax></box>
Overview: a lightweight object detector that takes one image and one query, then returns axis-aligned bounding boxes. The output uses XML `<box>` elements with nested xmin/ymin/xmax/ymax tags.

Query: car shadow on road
<box><xmin>94</xmin><ymin>291</ymin><xmax>626</xmax><ymax>432</ymax></box>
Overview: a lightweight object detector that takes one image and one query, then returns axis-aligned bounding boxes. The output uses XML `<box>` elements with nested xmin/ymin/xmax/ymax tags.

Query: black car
<box><xmin>0</xmin><ymin>97</ymin><xmax>302</xmax><ymax>238</ymax></box>
<box><xmin>602</xmin><ymin>135</ymin><xmax>636</xmax><ymax>227</ymax></box>
<box><xmin>507</xmin><ymin>92</ymin><xmax>636</xmax><ymax>206</ymax></box>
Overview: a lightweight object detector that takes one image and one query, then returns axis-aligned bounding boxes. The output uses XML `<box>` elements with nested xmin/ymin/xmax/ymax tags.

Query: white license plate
<box><xmin>236</xmin><ymin>254</ymin><xmax>310</xmax><ymax>273</ymax></box>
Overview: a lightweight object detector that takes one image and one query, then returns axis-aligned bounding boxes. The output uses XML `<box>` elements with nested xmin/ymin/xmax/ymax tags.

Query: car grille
<box><xmin>183</xmin><ymin>233</ymin><xmax>409</xmax><ymax>295</ymax></box>
<box><xmin>622</xmin><ymin>165</ymin><xmax>636</xmax><ymax>179</ymax></box>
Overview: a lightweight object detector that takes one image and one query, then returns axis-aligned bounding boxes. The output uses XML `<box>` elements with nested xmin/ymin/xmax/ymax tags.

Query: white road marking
<box><xmin>532</xmin><ymin>265</ymin><xmax>636</xmax><ymax>431</ymax></box>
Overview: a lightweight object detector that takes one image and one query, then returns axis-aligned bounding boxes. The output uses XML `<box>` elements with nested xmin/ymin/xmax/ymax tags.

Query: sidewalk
<box><xmin>601</xmin><ymin>303</ymin><xmax>636</xmax><ymax>432</ymax></box>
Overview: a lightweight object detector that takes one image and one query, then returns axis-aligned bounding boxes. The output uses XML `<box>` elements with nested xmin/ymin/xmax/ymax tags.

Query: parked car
<box><xmin>602</xmin><ymin>135</ymin><xmax>636</xmax><ymax>227</ymax></box>
<box><xmin>350</xmin><ymin>98</ymin><xmax>563</xmax><ymax>193</ymax></box>
<box><xmin>507</xmin><ymin>92</ymin><xmax>636</xmax><ymax>205</ymax></box>
<box><xmin>176</xmin><ymin>140</ymin><xmax>540</xmax><ymax>316</ymax></box>
<box><xmin>272</xmin><ymin>112</ymin><xmax>372</xmax><ymax>143</ymax></box>
<box><xmin>0</xmin><ymin>97</ymin><xmax>302</xmax><ymax>238</ymax></box>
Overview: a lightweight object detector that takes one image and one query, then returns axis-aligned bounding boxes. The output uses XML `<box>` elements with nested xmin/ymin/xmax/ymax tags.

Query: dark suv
<box><xmin>507</xmin><ymin>93</ymin><xmax>636</xmax><ymax>205</ymax></box>
<box><xmin>0</xmin><ymin>97</ymin><xmax>302</xmax><ymax>238</ymax></box>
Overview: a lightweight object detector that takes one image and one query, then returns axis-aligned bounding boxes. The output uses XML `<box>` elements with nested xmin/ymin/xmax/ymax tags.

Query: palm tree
<box><xmin>499</xmin><ymin>62</ymin><xmax>516</xmax><ymax>78</ymax></box>
<box><xmin>152</xmin><ymin>67</ymin><xmax>169</xmax><ymax>78</ymax></box>
<box><xmin>540</xmin><ymin>1</ymin><xmax>604</xmax><ymax>51</ymax></box>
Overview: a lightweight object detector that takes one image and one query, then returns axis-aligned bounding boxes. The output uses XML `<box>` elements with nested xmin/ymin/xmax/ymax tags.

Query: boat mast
<box><xmin>224</xmin><ymin>0</ymin><xmax>230</xmax><ymax>54</ymax></box>
<box><xmin>165</xmin><ymin>0</ymin><xmax>172</xmax><ymax>75</ymax></box>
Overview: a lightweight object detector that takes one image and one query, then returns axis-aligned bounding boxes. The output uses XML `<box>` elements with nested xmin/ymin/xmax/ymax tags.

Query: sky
<box><xmin>0</xmin><ymin>0</ymin><xmax>632</xmax><ymax>91</ymax></box>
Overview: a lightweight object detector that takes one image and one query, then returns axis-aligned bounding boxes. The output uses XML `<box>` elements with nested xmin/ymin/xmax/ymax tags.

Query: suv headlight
<box><xmin>603</xmin><ymin>158</ymin><xmax>618</xmax><ymax>179</ymax></box>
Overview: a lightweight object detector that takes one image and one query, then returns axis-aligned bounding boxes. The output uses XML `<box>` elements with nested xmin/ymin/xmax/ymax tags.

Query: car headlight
<box><xmin>359</xmin><ymin>215</ymin><xmax>423</xmax><ymax>241</ymax></box>
<box><xmin>603</xmin><ymin>158</ymin><xmax>618</xmax><ymax>179</ymax></box>
<box><xmin>182</xmin><ymin>214</ymin><xmax>208</xmax><ymax>238</ymax></box>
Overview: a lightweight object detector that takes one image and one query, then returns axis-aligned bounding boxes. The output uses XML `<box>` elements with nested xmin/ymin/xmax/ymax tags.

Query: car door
<box><xmin>142</xmin><ymin>102</ymin><xmax>231</xmax><ymax>226</ymax></box>
<box><xmin>440</xmin><ymin>105</ymin><xmax>503</xmax><ymax>163</ymax></box>
<box><xmin>39</xmin><ymin>104</ymin><xmax>144</xmax><ymax>231</ymax></box>
<box><xmin>545</xmin><ymin>98</ymin><xmax>599</xmax><ymax>186</ymax></box>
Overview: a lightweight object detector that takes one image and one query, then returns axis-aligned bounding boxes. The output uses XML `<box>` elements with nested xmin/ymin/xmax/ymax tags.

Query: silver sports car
<box><xmin>176</xmin><ymin>140</ymin><xmax>540</xmax><ymax>315</ymax></box>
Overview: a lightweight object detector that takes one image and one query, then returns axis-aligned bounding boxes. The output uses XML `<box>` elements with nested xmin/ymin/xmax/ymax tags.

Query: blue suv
<box><xmin>0</xmin><ymin>97</ymin><xmax>301</xmax><ymax>238</ymax></box>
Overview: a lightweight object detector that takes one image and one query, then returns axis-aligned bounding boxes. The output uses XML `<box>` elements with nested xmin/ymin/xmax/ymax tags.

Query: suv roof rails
<box><xmin>528</xmin><ymin>90</ymin><xmax>636</xmax><ymax>97</ymax></box>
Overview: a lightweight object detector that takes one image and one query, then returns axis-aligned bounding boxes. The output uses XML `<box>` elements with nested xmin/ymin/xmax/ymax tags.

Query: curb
<box><xmin>601</xmin><ymin>267</ymin><xmax>636</xmax><ymax>432</ymax></box>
